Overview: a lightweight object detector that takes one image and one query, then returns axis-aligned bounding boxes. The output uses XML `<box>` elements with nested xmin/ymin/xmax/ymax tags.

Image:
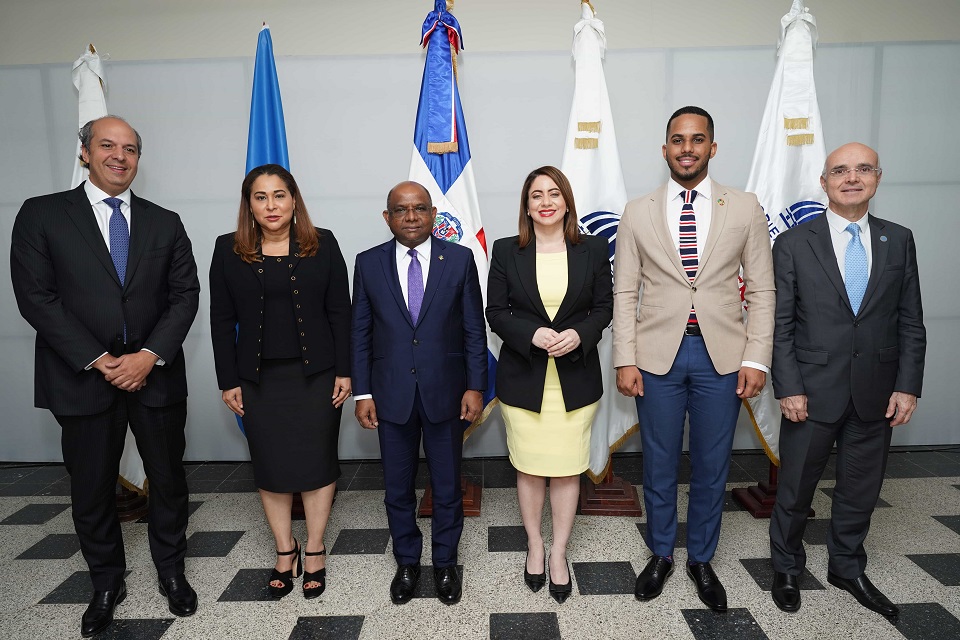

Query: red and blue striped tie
<box><xmin>679</xmin><ymin>189</ymin><xmax>699</xmax><ymax>324</ymax></box>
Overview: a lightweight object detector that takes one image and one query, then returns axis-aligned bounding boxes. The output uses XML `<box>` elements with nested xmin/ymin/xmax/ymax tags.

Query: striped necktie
<box><xmin>679</xmin><ymin>189</ymin><xmax>699</xmax><ymax>323</ymax></box>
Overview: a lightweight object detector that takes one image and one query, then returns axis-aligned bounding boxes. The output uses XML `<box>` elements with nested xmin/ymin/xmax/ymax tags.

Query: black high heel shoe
<box><xmin>524</xmin><ymin>550</ymin><xmax>546</xmax><ymax>593</ymax></box>
<box><xmin>268</xmin><ymin>538</ymin><xmax>302</xmax><ymax>599</ymax></box>
<box><xmin>548</xmin><ymin>559</ymin><xmax>572</xmax><ymax>604</ymax></box>
<box><xmin>302</xmin><ymin>548</ymin><xmax>327</xmax><ymax>599</ymax></box>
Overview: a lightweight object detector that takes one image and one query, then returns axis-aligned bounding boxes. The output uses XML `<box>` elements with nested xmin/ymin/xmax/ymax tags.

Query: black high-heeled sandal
<box><xmin>524</xmin><ymin>550</ymin><xmax>546</xmax><ymax>593</ymax></box>
<box><xmin>302</xmin><ymin>548</ymin><xmax>327</xmax><ymax>599</ymax></box>
<box><xmin>548</xmin><ymin>559</ymin><xmax>572</xmax><ymax>604</ymax></box>
<box><xmin>268</xmin><ymin>538</ymin><xmax>302</xmax><ymax>599</ymax></box>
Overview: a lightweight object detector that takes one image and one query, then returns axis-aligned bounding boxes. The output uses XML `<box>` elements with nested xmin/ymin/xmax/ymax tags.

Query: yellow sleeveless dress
<box><xmin>501</xmin><ymin>251</ymin><xmax>598</xmax><ymax>476</ymax></box>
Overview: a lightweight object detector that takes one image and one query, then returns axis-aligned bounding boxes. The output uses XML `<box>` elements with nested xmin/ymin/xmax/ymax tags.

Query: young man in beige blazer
<box><xmin>613</xmin><ymin>106</ymin><xmax>775</xmax><ymax>611</ymax></box>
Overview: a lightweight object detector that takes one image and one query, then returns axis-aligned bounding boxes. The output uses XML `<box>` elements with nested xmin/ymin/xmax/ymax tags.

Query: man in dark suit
<box><xmin>769</xmin><ymin>142</ymin><xmax>926</xmax><ymax>619</ymax></box>
<box><xmin>352</xmin><ymin>181</ymin><xmax>486</xmax><ymax>605</ymax></box>
<box><xmin>10</xmin><ymin>116</ymin><xmax>200</xmax><ymax>637</ymax></box>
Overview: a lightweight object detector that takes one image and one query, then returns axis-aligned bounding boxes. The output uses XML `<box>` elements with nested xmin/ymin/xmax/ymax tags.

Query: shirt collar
<box><xmin>84</xmin><ymin>180</ymin><xmax>131</xmax><ymax>208</ymax></box>
<box><xmin>395</xmin><ymin>236</ymin><xmax>433</xmax><ymax>261</ymax></box>
<box><xmin>826</xmin><ymin>208</ymin><xmax>869</xmax><ymax>234</ymax></box>
<box><xmin>668</xmin><ymin>175</ymin><xmax>711</xmax><ymax>202</ymax></box>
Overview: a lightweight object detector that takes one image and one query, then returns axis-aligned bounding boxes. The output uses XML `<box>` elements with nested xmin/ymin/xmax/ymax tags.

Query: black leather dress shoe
<box><xmin>772</xmin><ymin>571</ymin><xmax>801</xmax><ymax>612</ymax></box>
<box><xmin>81</xmin><ymin>582</ymin><xmax>126</xmax><ymax>638</ymax></box>
<box><xmin>390</xmin><ymin>563</ymin><xmax>421</xmax><ymax>605</ymax></box>
<box><xmin>827</xmin><ymin>571</ymin><xmax>899</xmax><ymax>618</ymax></box>
<box><xmin>434</xmin><ymin>566</ymin><xmax>462</xmax><ymax>605</ymax></box>
<box><xmin>635</xmin><ymin>556</ymin><xmax>674</xmax><ymax>601</ymax></box>
<box><xmin>159</xmin><ymin>574</ymin><xmax>198</xmax><ymax>617</ymax></box>
<box><xmin>686</xmin><ymin>562</ymin><xmax>727</xmax><ymax>612</ymax></box>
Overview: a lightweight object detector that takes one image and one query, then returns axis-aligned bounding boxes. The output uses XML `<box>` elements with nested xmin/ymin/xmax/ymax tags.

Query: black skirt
<box><xmin>240</xmin><ymin>359</ymin><xmax>341</xmax><ymax>492</ymax></box>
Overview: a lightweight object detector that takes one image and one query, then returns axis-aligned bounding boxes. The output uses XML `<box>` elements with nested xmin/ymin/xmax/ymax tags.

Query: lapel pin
<box><xmin>880</xmin><ymin>235</ymin><xmax>887</xmax><ymax>242</ymax></box>
<box><xmin>438</xmin><ymin>255</ymin><xmax>444</xmax><ymax>261</ymax></box>
<box><xmin>717</xmin><ymin>198</ymin><xmax>725</xmax><ymax>206</ymax></box>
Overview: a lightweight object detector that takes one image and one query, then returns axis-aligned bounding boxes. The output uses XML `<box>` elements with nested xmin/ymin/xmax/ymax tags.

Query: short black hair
<box><xmin>666</xmin><ymin>106</ymin><xmax>714</xmax><ymax>142</ymax></box>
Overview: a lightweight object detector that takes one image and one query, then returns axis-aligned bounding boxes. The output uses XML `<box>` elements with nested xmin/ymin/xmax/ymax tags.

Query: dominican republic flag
<box><xmin>744</xmin><ymin>0</ymin><xmax>827</xmax><ymax>465</ymax></box>
<box><xmin>70</xmin><ymin>44</ymin><xmax>147</xmax><ymax>494</ymax></box>
<box><xmin>408</xmin><ymin>0</ymin><xmax>498</xmax><ymax>436</ymax></box>
<box><xmin>236</xmin><ymin>23</ymin><xmax>291</xmax><ymax>435</ymax></box>
<box><xmin>559</xmin><ymin>1</ymin><xmax>638</xmax><ymax>483</ymax></box>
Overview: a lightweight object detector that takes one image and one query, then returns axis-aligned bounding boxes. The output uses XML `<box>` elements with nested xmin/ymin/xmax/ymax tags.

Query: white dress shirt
<box><xmin>665</xmin><ymin>176</ymin><xmax>766</xmax><ymax>374</ymax></box>
<box><xmin>825</xmin><ymin>208</ymin><xmax>873</xmax><ymax>282</ymax></box>
<box><xmin>83</xmin><ymin>181</ymin><xmax>163</xmax><ymax>368</ymax></box>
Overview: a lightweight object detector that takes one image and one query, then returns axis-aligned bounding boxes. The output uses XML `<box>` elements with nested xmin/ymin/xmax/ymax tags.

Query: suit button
<box><xmin>304</xmin><ymin>359</ymin><xmax>309</xmax><ymax>364</ymax></box>
<box><xmin>691</xmin><ymin>286</ymin><xmax>697</xmax><ymax>292</ymax></box>
<box><xmin>853</xmin><ymin>352</ymin><xmax>860</xmax><ymax>358</ymax></box>
<box><xmin>122</xmin><ymin>296</ymin><xmax>129</xmax><ymax>303</ymax></box>
<box><xmin>854</xmin><ymin>321</ymin><xmax>861</xmax><ymax>327</ymax></box>
<box><xmin>411</xmin><ymin>368</ymin><xmax>416</xmax><ymax>374</ymax></box>
<box><xmin>302</xmin><ymin>346</ymin><xmax>307</xmax><ymax>351</ymax></box>
<box><xmin>413</xmin><ymin>339</ymin><xmax>419</xmax><ymax>345</ymax></box>
<box><xmin>290</xmin><ymin>276</ymin><xmax>296</xmax><ymax>281</ymax></box>
<box><xmin>300</xmin><ymin>332</ymin><xmax>305</xmax><ymax>337</ymax></box>
<box><xmin>258</xmin><ymin>268</ymin><xmax>263</xmax><ymax>273</ymax></box>
<box><xmin>293</xmin><ymin>290</ymin><xmax>299</xmax><ymax>295</ymax></box>
<box><xmin>296</xmin><ymin>304</ymin><xmax>301</xmax><ymax>309</ymax></box>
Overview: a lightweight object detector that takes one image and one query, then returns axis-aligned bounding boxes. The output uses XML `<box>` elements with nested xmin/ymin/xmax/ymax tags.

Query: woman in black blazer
<box><xmin>486</xmin><ymin>166</ymin><xmax>613</xmax><ymax>603</ymax></box>
<box><xmin>210</xmin><ymin>164</ymin><xmax>351</xmax><ymax>600</ymax></box>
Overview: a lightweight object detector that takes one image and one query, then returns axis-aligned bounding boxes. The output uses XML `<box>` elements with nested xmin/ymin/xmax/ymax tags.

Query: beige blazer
<box><xmin>612</xmin><ymin>180</ymin><xmax>775</xmax><ymax>376</ymax></box>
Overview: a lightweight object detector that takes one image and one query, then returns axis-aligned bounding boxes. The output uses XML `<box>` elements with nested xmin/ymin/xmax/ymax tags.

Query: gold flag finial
<box><xmin>446</xmin><ymin>0</ymin><xmax>454</xmax><ymax>11</ymax></box>
<box><xmin>88</xmin><ymin>43</ymin><xmax>96</xmax><ymax>54</ymax></box>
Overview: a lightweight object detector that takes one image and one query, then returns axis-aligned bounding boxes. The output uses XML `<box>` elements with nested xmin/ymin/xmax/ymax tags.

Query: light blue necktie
<box><xmin>844</xmin><ymin>222</ymin><xmax>868</xmax><ymax>314</ymax></box>
<box><xmin>104</xmin><ymin>197</ymin><xmax>129</xmax><ymax>340</ymax></box>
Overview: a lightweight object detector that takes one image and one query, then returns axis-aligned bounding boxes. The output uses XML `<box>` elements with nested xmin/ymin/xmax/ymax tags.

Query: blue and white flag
<box><xmin>744</xmin><ymin>0</ymin><xmax>827</xmax><ymax>464</ymax></box>
<box><xmin>560</xmin><ymin>1</ymin><xmax>637</xmax><ymax>482</ymax></box>
<box><xmin>236</xmin><ymin>23</ymin><xmax>290</xmax><ymax>435</ymax></box>
<box><xmin>408</xmin><ymin>0</ymin><xmax>498</xmax><ymax>436</ymax></box>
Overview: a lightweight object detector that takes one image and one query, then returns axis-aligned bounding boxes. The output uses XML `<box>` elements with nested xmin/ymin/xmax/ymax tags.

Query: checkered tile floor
<box><xmin>1</xmin><ymin>450</ymin><xmax>959</xmax><ymax>639</ymax></box>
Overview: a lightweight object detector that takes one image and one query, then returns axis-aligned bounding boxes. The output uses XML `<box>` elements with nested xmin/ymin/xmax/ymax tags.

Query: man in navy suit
<box><xmin>10</xmin><ymin>116</ymin><xmax>200</xmax><ymax>637</ymax></box>
<box><xmin>352</xmin><ymin>181</ymin><xmax>486</xmax><ymax>605</ymax></box>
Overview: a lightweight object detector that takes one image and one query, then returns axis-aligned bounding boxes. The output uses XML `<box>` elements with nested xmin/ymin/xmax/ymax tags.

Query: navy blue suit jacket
<box><xmin>351</xmin><ymin>236</ymin><xmax>487</xmax><ymax>424</ymax></box>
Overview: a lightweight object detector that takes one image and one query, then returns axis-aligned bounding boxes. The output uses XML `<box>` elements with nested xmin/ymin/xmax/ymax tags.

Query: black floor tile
<box><xmin>226</xmin><ymin>463</ymin><xmax>257</xmax><ymax>479</ymax></box>
<box><xmin>0</xmin><ymin>466</ymin><xmax>43</xmax><ymax>483</ymax></box>
<box><xmin>819</xmin><ymin>487</ymin><xmax>891</xmax><ymax>507</ymax></box>
<box><xmin>186</xmin><ymin>530</ymin><xmax>245</xmax><ymax>557</ymax></box>
<box><xmin>16</xmin><ymin>533</ymin><xmax>81</xmax><ymax>559</ymax></box>
<box><xmin>482</xmin><ymin>467</ymin><xmax>517</xmax><ymax>489</ymax></box>
<box><xmin>616</xmin><ymin>471</ymin><xmax>643</xmax><ymax>486</ymax></box>
<box><xmin>136</xmin><ymin>500</ymin><xmax>202</xmax><ymax>524</ymax></box>
<box><xmin>906</xmin><ymin>553</ymin><xmax>960</xmax><ymax>586</ymax></box>
<box><xmin>37</xmin><ymin>480</ymin><xmax>73</xmax><ymax>496</ymax></box>
<box><xmin>413</xmin><ymin>564</ymin><xmax>462</xmax><ymax>599</ymax></box>
<box><xmin>92</xmin><ymin>618</ymin><xmax>175</xmax><ymax>640</ymax></box>
<box><xmin>218</xmin><ymin>568</ymin><xmax>277</xmax><ymax>602</ymax></box>
<box><xmin>22</xmin><ymin>465</ymin><xmax>68</xmax><ymax>483</ymax></box>
<box><xmin>721</xmin><ymin>491</ymin><xmax>746</xmax><ymax>512</ymax></box>
<box><xmin>461</xmin><ymin>459</ymin><xmax>484</xmax><ymax>476</ymax></box>
<box><xmin>637</xmin><ymin>522</ymin><xmax>687</xmax><ymax>547</ymax></box>
<box><xmin>895</xmin><ymin>451</ymin><xmax>953</xmax><ymax>466</ymax></box>
<box><xmin>216</xmin><ymin>478</ymin><xmax>257</xmax><ymax>493</ymax></box>
<box><xmin>0</xmin><ymin>483</ymin><xmax>46</xmax><ymax>497</ymax></box>
<box><xmin>682</xmin><ymin>608</ymin><xmax>769</xmax><ymax>640</ymax></box>
<box><xmin>954</xmin><ymin>484</ymin><xmax>960</xmax><ymax>492</ymax></box>
<box><xmin>572</xmin><ymin>561</ymin><xmax>634</xmax><ymax>595</ymax></box>
<box><xmin>331</xmin><ymin>528</ymin><xmax>390</xmax><ymax>555</ymax></box>
<box><xmin>932</xmin><ymin>515</ymin><xmax>960</xmax><ymax>537</ymax></box>
<box><xmin>347</xmin><ymin>476</ymin><xmax>385</xmax><ymax>491</ymax></box>
<box><xmin>894</xmin><ymin>603</ymin><xmax>960</xmax><ymax>640</ymax></box>
<box><xmin>490</xmin><ymin>612</ymin><xmax>561</xmax><ymax>640</ymax></box>
<box><xmin>733</xmin><ymin>454</ymin><xmax>775</xmax><ymax>471</ymax></box>
<box><xmin>612</xmin><ymin>454</ymin><xmax>643</xmax><ymax>473</ymax></box>
<box><xmin>186</xmin><ymin>479</ymin><xmax>223</xmax><ymax>493</ymax></box>
<box><xmin>187</xmin><ymin>463</ymin><xmax>239</xmax><ymax>481</ymax></box>
<box><xmin>1</xmin><ymin>502</ymin><xmax>70</xmax><ymax>525</ymax></box>
<box><xmin>801</xmin><ymin>519</ymin><xmax>832</xmax><ymax>545</ymax></box>
<box><xmin>39</xmin><ymin>570</ymin><xmax>132</xmax><ymax>604</ymax></box>
<box><xmin>487</xmin><ymin>525</ymin><xmax>527</xmax><ymax>552</ymax></box>
<box><xmin>354</xmin><ymin>462</ymin><xmax>384</xmax><ymax>478</ymax></box>
<box><xmin>920</xmin><ymin>463</ymin><xmax>960</xmax><ymax>477</ymax></box>
<box><xmin>884</xmin><ymin>463</ymin><xmax>935</xmax><ymax>479</ymax></box>
<box><xmin>725</xmin><ymin>468</ymin><xmax>758</xmax><ymax>483</ymax></box>
<box><xmin>739</xmin><ymin>558</ymin><xmax>825</xmax><ymax>591</ymax></box>
<box><xmin>289</xmin><ymin>616</ymin><xmax>365</xmax><ymax>640</ymax></box>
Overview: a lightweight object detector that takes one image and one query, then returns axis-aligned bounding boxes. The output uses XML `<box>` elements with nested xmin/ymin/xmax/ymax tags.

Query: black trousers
<box><xmin>56</xmin><ymin>396</ymin><xmax>189</xmax><ymax>591</ymax></box>
<box><xmin>770</xmin><ymin>399</ymin><xmax>892</xmax><ymax>579</ymax></box>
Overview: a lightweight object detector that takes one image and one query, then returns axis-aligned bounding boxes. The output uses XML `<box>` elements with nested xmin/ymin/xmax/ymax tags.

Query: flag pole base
<box><xmin>731</xmin><ymin>462</ymin><xmax>815</xmax><ymax>519</ymax></box>
<box><xmin>116</xmin><ymin>484</ymin><xmax>148</xmax><ymax>523</ymax></box>
<box><xmin>577</xmin><ymin>472</ymin><xmax>643</xmax><ymax>517</ymax></box>
<box><xmin>418</xmin><ymin>476</ymin><xmax>482</xmax><ymax>517</ymax></box>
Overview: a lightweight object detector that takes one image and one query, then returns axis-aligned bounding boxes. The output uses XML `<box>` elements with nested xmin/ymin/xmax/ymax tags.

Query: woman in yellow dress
<box><xmin>486</xmin><ymin>166</ymin><xmax>613</xmax><ymax>603</ymax></box>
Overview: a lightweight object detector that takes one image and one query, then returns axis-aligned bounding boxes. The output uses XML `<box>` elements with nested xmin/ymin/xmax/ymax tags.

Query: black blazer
<box><xmin>10</xmin><ymin>183</ymin><xmax>200</xmax><ymax>415</ymax></box>
<box><xmin>771</xmin><ymin>213</ymin><xmax>926</xmax><ymax>423</ymax></box>
<box><xmin>209</xmin><ymin>228</ymin><xmax>351</xmax><ymax>390</ymax></box>
<box><xmin>486</xmin><ymin>234</ymin><xmax>613</xmax><ymax>412</ymax></box>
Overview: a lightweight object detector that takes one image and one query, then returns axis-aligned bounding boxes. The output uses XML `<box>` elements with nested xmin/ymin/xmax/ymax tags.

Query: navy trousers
<box><xmin>634</xmin><ymin>335</ymin><xmax>742</xmax><ymax>563</ymax></box>
<box><xmin>377</xmin><ymin>388</ymin><xmax>464</xmax><ymax>568</ymax></box>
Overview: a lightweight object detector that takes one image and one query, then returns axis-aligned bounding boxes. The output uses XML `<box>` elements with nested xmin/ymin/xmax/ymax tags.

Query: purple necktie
<box><xmin>407</xmin><ymin>249</ymin><xmax>423</xmax><ymax>324</ymax></box>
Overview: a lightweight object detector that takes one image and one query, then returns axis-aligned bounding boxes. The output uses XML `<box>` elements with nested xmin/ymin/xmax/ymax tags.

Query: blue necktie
<box><xmin>104</xmin><ymin>197</ymin><xmax>129</xmax><ymax>341</ymax></box>
<box><xmin>407</xmin><ymin>249</ymin><xmax>424</xmax><ymax>324</ymax></box>
<box><xmin>679</xmin><ymin>190</ymin><xmax>699</xmax><ymax>323</ymax></box>
<box><xmin>844</xmin><ymin>222</ymin><xmax>868</xmax><ymax>314</ymax></box>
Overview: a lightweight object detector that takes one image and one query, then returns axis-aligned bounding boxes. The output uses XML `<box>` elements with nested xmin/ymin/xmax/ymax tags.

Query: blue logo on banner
<box><xmin>766</xmin><ymin>200</ymin><xmax>826</xmax><ymax>240</ymax></box>
<box><xmin>433</xmin><ymin>211</ymin><xmax>463</xmax><ymax>243</ymax></box>
<box><xmin>579</xmin><ymin>210</ymin><xmax>621</xmax><ymax>263</ymax></box>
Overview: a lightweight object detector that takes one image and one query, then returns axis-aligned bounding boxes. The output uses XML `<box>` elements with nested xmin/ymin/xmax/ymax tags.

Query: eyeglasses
<box><xmin>388</xmin><ymin>205</ymin><xmax>431</xmax><ymax>217</ymax></box>
<box><xmin>826</xmin><ymin>166</ymin><xmax>882</xmax><ymax>178</ymax></box>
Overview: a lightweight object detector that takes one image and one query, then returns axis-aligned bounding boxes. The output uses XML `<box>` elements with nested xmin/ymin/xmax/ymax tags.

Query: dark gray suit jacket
<box><xmin>771</xmin><ymin>213</ymin><xmax>925</xmax><ymax>423</ymax></box>
<box><xmin>10</xmin><ymin>183</ymin><xmax>200</xmax><ymax>416</ymax></box>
